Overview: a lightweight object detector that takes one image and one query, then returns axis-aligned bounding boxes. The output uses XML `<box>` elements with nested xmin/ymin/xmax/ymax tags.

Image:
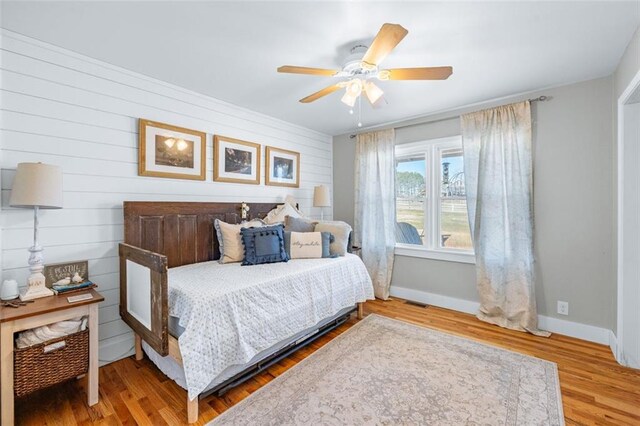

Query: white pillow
<box><xmin>314</xmin><ymin>221</ymin><xmax>352</xmax><ymax>256</ymax></box>
<box><xmin>287</xmin><ymin>232</ymin><xmax>326</xmax><ymax>259</ymax></box>
<box><xmin>214</xmin><ymin>219</ymin><xmax>264</xmax><ymax>263</ymax></box>
<box><xmin>264</xmin><ymin>203</ymin><xmax>303</xmax><ymax>224</ymax></box>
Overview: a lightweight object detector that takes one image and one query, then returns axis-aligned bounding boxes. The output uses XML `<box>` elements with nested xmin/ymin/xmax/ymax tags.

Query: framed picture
<box><xmin>43</xmin><ymin>260</ymin><xmax>89</xmax><ymax>287</ymax></box>
<box><xmin>139</xmin><ymin>119</ymin><xmax>206</xmax><ymax>180</ymax></box>
<box><xmin>213</xmin><ymin>135</ymin><xmax>261</xmax><ymax>185</ymax></box>
<box><xmin>265</xmin><ymin>146</ymin><xmax>300</xmax><ymax>188</ymax></box>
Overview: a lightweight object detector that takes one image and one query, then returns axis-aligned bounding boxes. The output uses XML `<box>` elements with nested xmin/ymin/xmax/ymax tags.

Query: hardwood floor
<box><xmin>14</xmin><ymin>298</ymin><xmax>640</xmax><ymax>425</ymax></box>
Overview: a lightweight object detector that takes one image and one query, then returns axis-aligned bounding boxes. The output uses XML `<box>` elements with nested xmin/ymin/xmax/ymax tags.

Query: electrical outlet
<box><xmin>557</xmin><ymin>301</ymin><xmax>569</xmax><ymax>316</ymax></box>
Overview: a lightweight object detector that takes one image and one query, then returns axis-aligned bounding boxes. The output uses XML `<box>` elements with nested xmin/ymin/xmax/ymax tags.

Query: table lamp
<box><xmin>9</xmin><ymin>163</ymin><xmax>63</xmax><ymax>300</ymax></box>
<box><xmin>313</xmin><ymin>185</ymin><xmax>331</xmax><ymax>220</ymax></box>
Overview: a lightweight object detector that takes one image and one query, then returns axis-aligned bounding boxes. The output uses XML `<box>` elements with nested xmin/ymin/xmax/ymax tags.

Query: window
<box><xmin>395</xmin><ymin>136</ymin><xmax>474</xmax><ymax>263</ymax></box>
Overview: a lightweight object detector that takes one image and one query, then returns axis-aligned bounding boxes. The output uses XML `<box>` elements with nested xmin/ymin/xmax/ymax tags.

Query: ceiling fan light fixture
<box><xmin>341</xmin><ymin>90</ymin><xmax>358</xmax><ymax>107</ymax></box>
<box><xmin>365</xmin><ymin>81</ymin><xmax>384</xmax><ymax>104</ymax></box>
<box><xmin>347</xmin><ymin>78</ymin><xmax>364</xmax><ymax>96</ymax></box>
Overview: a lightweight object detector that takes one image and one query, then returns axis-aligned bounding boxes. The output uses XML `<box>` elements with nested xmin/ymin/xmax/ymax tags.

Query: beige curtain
<box><xmin>461</xmin><ymin>101</ymin><xmax>549</xmax><ymax>337</ymax></box>
<box><xmin>354</xmin><ymin>129</ymin><xmax>396</xmax><ymax>299</ymax></box>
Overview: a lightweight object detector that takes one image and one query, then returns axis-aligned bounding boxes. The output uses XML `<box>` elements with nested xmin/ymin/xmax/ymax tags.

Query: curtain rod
<box><xmin>348</xmin><ymin>95</ymin><xmax>550</xmax><ymax>139</ymax></box>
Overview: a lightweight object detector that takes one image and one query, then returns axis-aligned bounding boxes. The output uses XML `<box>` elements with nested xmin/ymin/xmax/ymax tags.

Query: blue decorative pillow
<box><xmin>240</xmin><ymin>224</ymin><xmax>289</xmax><ymax>266</ymax></box>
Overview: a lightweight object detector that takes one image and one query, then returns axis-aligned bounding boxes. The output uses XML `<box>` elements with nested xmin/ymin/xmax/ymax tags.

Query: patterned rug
<box><xmin>211</xmin><ymin>314</ymin><xmax>564</xmax><ymax>425</ymax></box>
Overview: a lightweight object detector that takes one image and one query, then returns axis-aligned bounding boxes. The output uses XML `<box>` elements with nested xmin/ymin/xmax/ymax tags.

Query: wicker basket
<box><xmin>14</xmin><ymin>328</ymin><xmax>89</xmax><ymax>397</ymax></box>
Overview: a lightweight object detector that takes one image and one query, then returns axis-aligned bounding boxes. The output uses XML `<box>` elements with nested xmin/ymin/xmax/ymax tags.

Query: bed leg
<box><xmin>135</xmin><ymin>334</ymin><xmax>143</xmax><ymax>361</ymax></box>
<box><xmin>187</xmin><ymin>396</ymin><xmax>199</xmax><ymax>423</ymax></box>
<box><xmin>357</xmin><ymin>302</ymin><xmax>364</xmax><ymax>320</ymax></box>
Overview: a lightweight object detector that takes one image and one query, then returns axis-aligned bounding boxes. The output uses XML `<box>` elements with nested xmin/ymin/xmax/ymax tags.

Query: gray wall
<box><xmin>333</xmin><ymin>76</ymin><xmax>615</xmax><ymax>330</ymax></box>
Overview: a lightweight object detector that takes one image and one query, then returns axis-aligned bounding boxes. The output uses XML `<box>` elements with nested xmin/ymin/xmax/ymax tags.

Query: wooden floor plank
<box><xmin>14</xmin><ymin>298</ymin><xmax>640</xmax><ymax>425</ymax></box>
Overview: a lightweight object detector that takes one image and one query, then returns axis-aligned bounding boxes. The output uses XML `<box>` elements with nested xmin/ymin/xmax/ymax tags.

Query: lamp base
<box><xmin>20</xmin><ymin>272</ymin><xmax>53</xmax><ymax>301</ymax></box>
<box><xmin>20</xmin><ymin>285</ymin><xmax>53</xmax><ymax>301</ymax></box>
<box><xmin>20</xmin><ymin>286</ymin><xmax>53</xmax><ymax>301</ymax></box>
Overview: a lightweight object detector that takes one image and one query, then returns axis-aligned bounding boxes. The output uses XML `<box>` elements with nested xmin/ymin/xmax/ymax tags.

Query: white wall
<box><xmin>0</xmin><ymin>30</ymin><xmax>333</xmax><ymax>364</ymax></box>
<box><xmin>615</xmin><ymin>24</ymin><xmax>640</xmax><ymax>367</ymax></box>
<box><xmin>334</xmin><ymin>77</ymin><xmax>616</xmax><ymax>340</ymax></box>
<box><xmin>620</xmin><ymin>101</ymin><xmax>640</xmax><ymax>368</ymax></box>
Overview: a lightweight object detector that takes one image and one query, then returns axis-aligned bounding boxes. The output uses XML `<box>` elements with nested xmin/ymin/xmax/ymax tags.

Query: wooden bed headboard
<box><xmin>123</xmin><ymin>201</ymin><xmax>285</xmax><ymax>268</ymax></box>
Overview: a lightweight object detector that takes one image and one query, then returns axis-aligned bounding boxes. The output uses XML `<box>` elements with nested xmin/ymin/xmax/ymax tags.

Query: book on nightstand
<box><xmin>52</xmin><ymin>280</ymin><xmax>97</xmax><ymax>295</ymax></box>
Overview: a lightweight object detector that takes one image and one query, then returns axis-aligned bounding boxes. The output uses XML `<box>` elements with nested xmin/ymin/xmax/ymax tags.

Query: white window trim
<box><xmin>395</xmin><ymin>136</ymin><xmax>475</xmax><ymax>263</ymax></box>
<box><xmin>395</xmin><ymin>244</ymin><xmax>476</xmax><ymax>264</ymax></box>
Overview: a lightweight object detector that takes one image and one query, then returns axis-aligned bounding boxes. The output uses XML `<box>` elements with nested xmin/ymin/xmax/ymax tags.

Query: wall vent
<box><xmin>404</xmin><ymin>300</ymin><xmax>429</xmax><ymax>308</ymax></box>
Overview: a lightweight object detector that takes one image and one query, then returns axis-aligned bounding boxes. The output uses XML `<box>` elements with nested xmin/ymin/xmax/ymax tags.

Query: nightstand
<box><xmin>0</xmin><ymin>289</ymin><xmax>103</xmax><ymax>425</ymax></box>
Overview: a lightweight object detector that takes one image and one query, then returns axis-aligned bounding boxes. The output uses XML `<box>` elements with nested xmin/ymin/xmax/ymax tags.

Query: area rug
<box><xmin>211</xmin><ymin>314</ymin><xmax>564</xmax><ymax>425</ymax></box>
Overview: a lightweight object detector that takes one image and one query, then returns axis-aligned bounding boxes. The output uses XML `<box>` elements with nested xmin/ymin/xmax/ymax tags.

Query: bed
<box><xmin>118</xmin><ymin>201</ymin><xmax>374</xmax><ymax>423</ymax></box>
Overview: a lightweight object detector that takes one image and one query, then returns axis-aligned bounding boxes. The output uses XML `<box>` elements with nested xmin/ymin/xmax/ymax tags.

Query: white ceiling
<box><xmin>2</xmin><ymin>1</ymin><xmax>639</xmax><ymax>136</ymax></box>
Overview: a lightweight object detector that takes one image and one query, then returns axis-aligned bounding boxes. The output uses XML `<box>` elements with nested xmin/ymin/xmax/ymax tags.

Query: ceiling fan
<box><xmin>277</xmin><ymin>23</ymin><xmax>453</xmax><ymax>107</ymax></box>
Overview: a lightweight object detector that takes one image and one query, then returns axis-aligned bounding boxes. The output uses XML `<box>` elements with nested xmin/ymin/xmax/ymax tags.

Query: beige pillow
<box><xmin>215</xmin><ymin>219</ymin><xmax>264</xmax><ymax>263</ymax></box>
<box><xmin>314</xmin><ymin>221</ymin><xmax>352</xmax><ymax>256</ymax></box>
<box><xmin>264</xmin><ymin>203</ymin><xmax>303</xmax><ymax>224</ymax></box>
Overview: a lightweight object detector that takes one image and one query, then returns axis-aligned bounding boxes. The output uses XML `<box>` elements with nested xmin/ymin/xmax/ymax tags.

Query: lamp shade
<box><xmin>9</xmin><ymin>163</ymin><xmax>63</xmax><ymax>209</ymax></box>
<box><xmin>313</xmin><ymin>185</ymin><xmax>331</xmax><ymax>208</ymax></box>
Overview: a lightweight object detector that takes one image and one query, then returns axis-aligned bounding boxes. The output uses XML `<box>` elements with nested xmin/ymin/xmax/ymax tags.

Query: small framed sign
<box><xmin>44</xmin><ymin>260</ymin><xmax>89</xmax><ymax>287</ymax></box>
<box><xmin>265</xmin><ymin>146</ymin><xmax>300</xmax><ymax>188</ymax></box>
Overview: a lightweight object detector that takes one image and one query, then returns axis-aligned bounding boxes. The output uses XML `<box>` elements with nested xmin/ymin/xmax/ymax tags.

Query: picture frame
<box><xmin>213</xmin><ymin>135</ymin><xmax>261</xmax><ymax>185</ymax></box>
<box><xmin>43</xmin><ymin>260</ymin><xmax>89</xmax><ymax>287</ymax></box>
<box><xmin>265</xmin><ymin>146</ymin><xmax>300</xmax><ymax>188</ymax></box>
<box><xmin>138</xmin><ymin>119</ymin><xmax>206</xmax><ymax>180</ymax></box>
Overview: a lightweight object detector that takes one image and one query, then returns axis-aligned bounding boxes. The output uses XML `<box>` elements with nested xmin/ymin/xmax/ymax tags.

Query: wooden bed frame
<box><xmin>118</xmin><ymin>201</ymin><xmax>363</xmax><ymax>423</ymax></box>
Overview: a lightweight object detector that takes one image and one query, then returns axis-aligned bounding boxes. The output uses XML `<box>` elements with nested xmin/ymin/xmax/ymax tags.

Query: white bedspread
<box><xmin>168</xmin><ymin>254</ymin><xmax>374</xmax><ymax>399</ymax></box>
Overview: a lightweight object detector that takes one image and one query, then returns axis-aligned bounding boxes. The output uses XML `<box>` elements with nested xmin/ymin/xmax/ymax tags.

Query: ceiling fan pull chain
<box><xmin>358</xmin><ymin>94</ymin><xmax>363</xmax><ymax>128</ymax></box>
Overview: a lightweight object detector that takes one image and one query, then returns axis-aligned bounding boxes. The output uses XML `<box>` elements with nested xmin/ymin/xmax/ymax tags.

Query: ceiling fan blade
<box><xmin>386</xmin><ymin>66</ymin><xmax>453</xmax><ymax>80</ymax></box>
<box><xmin>299</xmin><ymin>84</ymin><xmax>342</xmax><ymax>103</ymax></box>
<box><xmin>362</xmin><ymin>23</ymin><xmax>408</xmax><ymax>67</ymax></box>
<box><xmin>278</xmin><ymin>66</ymin><xmax>339</xmax><ymax>76</ymax></box>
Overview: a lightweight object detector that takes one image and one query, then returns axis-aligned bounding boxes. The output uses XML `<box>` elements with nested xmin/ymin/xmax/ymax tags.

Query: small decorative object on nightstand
<box><xmin>313</xmin><ymin>185</ymin><xmax>331</xmax><ymax>220</ymax></box>
<box><xmin>1</xmin><ymin>280</ymin><xmax>19</xmax><ymax>301</ymax></box>
<box><xmin>9</xmin><ymin>163</ymin><xmax>63</xmax><ymax>301</ymax></box>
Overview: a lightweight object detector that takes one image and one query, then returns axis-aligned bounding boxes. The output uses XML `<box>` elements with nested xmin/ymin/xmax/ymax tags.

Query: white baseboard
<box><xmin>609</xmin><ymin>330</ymin><xmax>619</xmax><ymax>361</ymax></box>
<box><xmin>624</xmin><ymin>351</ymin><xmax>640</xmax><ymax>369</ymax></box>
<box><xmin>390</xmin><ymin>286</ymin><xmax>479</xmax><ymax>315</ymax></box>
<box><xmin>389</xmin><ymin>286</ymin><xmax>613</xmax><ymax>346</ymax></box>
<box><xmin>99</xmin><ymin>332</ymin><xmax>135</xmax><ymax>367</ymax></box>
<box><xmin>613</xmin><ymin>334</ymin><xmax>640</xmax><ymax>369</ymax></box>
<box><xmin>536</xmin><ymin>315</ymin><xmax>610</xmax><ymax>346</ymax></box>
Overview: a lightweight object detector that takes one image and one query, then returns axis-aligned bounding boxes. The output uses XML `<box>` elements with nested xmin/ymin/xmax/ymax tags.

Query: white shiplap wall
<box><xmin>0</xmin><ymin>29</ymin><xmax>333</xmax><ymax>364</ymax></box>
